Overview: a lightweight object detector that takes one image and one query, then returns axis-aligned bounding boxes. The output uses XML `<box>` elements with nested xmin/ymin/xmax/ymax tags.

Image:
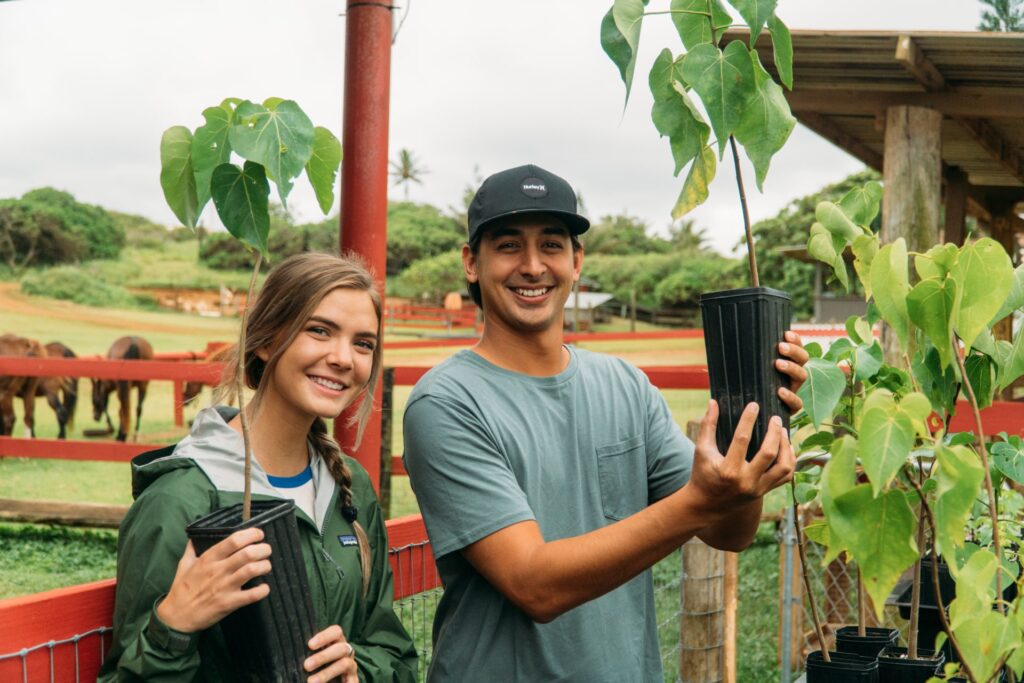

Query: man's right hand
<box><xmin>683</xmin><ymin>400</ymin><xmax>794</xmax><ymax>529</ymax></box>
<box><xmin>156</xmin><ymin>527</ymin><xmax>272</xmax><ymax>634</ymax></box>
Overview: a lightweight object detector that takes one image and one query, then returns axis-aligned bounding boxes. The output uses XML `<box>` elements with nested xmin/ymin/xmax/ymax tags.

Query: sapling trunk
<box><xmin>908</xmin><ymin>491</ymin><xmax>927</xmax><ymax>660</ymax></box>
<box><xmin>729</xmin><ymin>135</ymin><xmax>759</xmax><ymax>288</ymax></box>
<box><xmin>791</xmin><ymin>482</ymin><xmax>830</xmax><ymax>662</ymax></box>
<box><xmin>857</xmin><ymin>569</ymin><xmax>866</xmax><ymax>637</ymax></box>
<box><xmin>238</xmin><ymin>254</ymin><xmax>263</xmax><ymax>522</ymax></box>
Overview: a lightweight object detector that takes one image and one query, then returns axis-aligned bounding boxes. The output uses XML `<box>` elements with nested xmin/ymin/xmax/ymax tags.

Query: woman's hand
<box><xmin>776</xmin><ymin>331</ymin><xmax>810</xmax><ymax>413</ymax></box>
<box><xmin>155</xmin><ymin>528</ymin><xmax>272</xmax><ymax>634</ymax></box>
<box><xmin>305</xmin><ymin>625</ymin><xmax>358</xmax><ymax>683</ymax></box>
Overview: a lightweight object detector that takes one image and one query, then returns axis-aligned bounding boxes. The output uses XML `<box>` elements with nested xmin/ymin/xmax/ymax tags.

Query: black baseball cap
<box><xmin>467</xmin><ymin>164</ymin><xmax>590</xmax><ymax>244</ymax></box>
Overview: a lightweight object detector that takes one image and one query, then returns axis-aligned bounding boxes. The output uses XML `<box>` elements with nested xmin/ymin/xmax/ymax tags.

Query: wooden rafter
<box><xmin>786</xmin><ymin>90</ymin><xmax>1024</xmax><ymax>119</ymax></box>
<box><xmin>893</xmin><ymin>34</ymin><xmax>1024</xmax><ymax>186</ymax></box>
<box><xmin>797</xmin><ymin>111</ymin><xmax>883</xmax><ymax>170</ymax></box>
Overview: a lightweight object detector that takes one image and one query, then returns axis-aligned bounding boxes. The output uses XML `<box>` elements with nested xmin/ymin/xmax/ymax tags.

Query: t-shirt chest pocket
<box><xmin>596</xmin><ymin>434</ymin><xmax>646</xmax><ymax>521</ymax></box>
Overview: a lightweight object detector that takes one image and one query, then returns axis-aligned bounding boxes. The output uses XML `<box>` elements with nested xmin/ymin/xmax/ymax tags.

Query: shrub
<box><xmin>391</xmin><ymin>250</ymin><xmax>465</xmax><ymax>304</ymax></box>
<box><xmin>0</xmin><ymin>199</ymin><xmax>86</xmax><ymax>271</ymax></box>
<box><xmin>20</xmin><ymin>188</ymin><xmax>124</xmax><ymax>260</ymax></box>
<box><xmin>20</xmin><ymin>267</ymin><xmax>146</xmax><ymax>309</ymax></box>
<box><xmin>385</xmin><ymin>202</ymin><xmax>464</xmax><ymax>275</ymax></box>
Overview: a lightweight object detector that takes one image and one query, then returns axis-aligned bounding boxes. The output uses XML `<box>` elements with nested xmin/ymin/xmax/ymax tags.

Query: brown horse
<box><xmin>91</xmin><ymin>336</ymin><xmax>154</xmax><ymax>442</ymax></box>
<box><xmin>0</xmin><ymin>333</ymin><xmax>45</xmax><ymax>437</ymax></box>
<box><xmin>36</xmin><ymin>342</ymin><xmax>78</xmax><ymax>439</ymax></box>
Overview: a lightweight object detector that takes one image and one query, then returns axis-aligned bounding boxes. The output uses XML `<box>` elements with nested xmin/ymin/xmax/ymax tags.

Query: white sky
<box><xmin>0</xmin><ymin>0</ymin><xmax>986</xmax><ymax>255</ymax></box>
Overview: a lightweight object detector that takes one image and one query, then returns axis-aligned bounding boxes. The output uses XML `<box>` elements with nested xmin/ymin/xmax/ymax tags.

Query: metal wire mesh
<box><xmin>0</xmin><ymin>627</ymin><xmax>112</xmax><ymax>683</ymax></box>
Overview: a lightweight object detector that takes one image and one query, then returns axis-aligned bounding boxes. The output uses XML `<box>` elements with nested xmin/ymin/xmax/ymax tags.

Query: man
<box><xmin>403</xmin><ymin>164</ymin><xmax>807</xmax><ymax>681</ymax></box>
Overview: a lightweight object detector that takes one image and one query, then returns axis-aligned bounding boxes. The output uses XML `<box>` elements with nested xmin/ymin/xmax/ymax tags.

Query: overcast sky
<box><xmin>0</xmin><ymin>0</ymin><xmax>986</xmax><ymax>255</ymax></box>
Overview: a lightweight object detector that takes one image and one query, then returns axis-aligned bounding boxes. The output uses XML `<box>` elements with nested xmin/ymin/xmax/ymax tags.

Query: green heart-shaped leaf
<box><xmin>870</xmin><ymin>239</ymin><xmax>911</xmax><ymax>353</ymax></box>
<box><xmin>964</xmin><ymin>353</ymin><xmax>995</xmax><ymax>410</ymax></box>
<box><xmin>672</xmin><ymin>144</ymin><xmax>716</xmax><ymax>218</ymax></box>
<box><xmin>649</xmin><ymin>49</ymin><xmax>709</xmax><ymax>176</ymax></box>
<box><xmin>950</xmin><ymin>610</ymin><xmax>1020</xmax><ymax>683</ymax></box>
<box><xmin>851</xmin><ymin>234</ymin><xmax>878</xmax><ymax>300</ymax></box>
<box><xmin>992</xmin><ymin>263</ymin><xmax>1024</xmax><ymax>323</ymax></box>
<box><xmin>934</xmin><ymin>444</ymin><xmax>985</xmax><ymax>560</ymax></box>
<box><xmin>733</xmin><ymin>49</ymin><xmax>795</xmax><ymax>190</ymax></box>
<box><xmin>670</xmin><ymin>0</ymin><xmax>731</xmax><ymax>50</ymax></box>
<box><xmin>159</xmin><ymin>126</ymin><xmax>199</xmax><ymax>229</ymax></box>
<box><xmin>907</xmin><ymin>276</ymin><xmax>957</xmax><ymax>369</ymax></box>
<box><xmin>305</xmin><ymin>126</ymin><xmax>343</xmax><ymax>215</ymax></box>
<box><xmin>729</xmin><ymin>0</ymin><xmax>777</xmax><ymax>45</ymax></box>
<box><xmin>953</xmin><ymin>237</ymin><xmax>1013</xmax><ymax>352</ymax></box>
<box><xmin>681</xmin><ymin>41</ymin><xmax>755</xmax><ymax>156</ymax></box>
<box><xmin>853</xmin><ymin>341</ymin><xmax>883</xmax><ymax>382</ymax></box>
<box><xmin>796</xmin><ymin>358</ymin><xmax>846</xmax><ymax>430</ymax></box>
<box><xmin>808</xmin><ymin>223</ymin><xmax>849</xmax><ymax>291</ymax></box>
<box><xmin>816</xmin><ymin>201</ymin><xmax>862</xmax><ymax>242</ymax></box>
<box><xmin>192</xmin><ymin>104</ymin><xmax>234</xmax><ymax>218</ymax></box>
<box><xmin>831</xmin><ymin>484</ymin><xmax>917</xmax><ymax>622</ymax></box>
<box><xmin>228</xmin><ymin>99</ymin><xmax>315</xmax><ymax>209</ymax></box>
<box><xmin>210</xmin><ymin>161</ymin><xmax>271</xmax><ymax>256</ymax></box>
<box><xmin>914</xmin><ymin>243</ymin><xmax>958</xmax><ymax>281</ymax></box>
<box><xmin>991</xmin><ymin>439</ymin><xmax>1024</xmax><ymax>485</ymax></box>
<box><xmin>837</xmin><ymin>181</ymin><xmax>882</xmax><ymax>227</ymax></box>
<box><xmin>766</xmin><ymin>13</ymin><xmax>792</xmax><ymax>89</ymax></box>
<box><xmin>858</xmin><ymin>405</ymin><xmax>914</xmax><ymax>495</ymax></box>
<box><xmin>818</xmin><ymin>435</ymin><xmax>858</xmax><ymax>563</ymax></box>
<box><xmin>600</xmin><ymin>0</ymin><xmax>645</xmax><ymax>105</ymax></box>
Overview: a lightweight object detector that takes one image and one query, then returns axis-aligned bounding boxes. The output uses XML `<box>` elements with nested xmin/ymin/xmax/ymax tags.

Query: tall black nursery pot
<box><xmin>699</xmin><ymin>287</ymin><xmax>791</xmax><ymax>461</ymax></box>
<box><xmin>834</xmin><ymin>626</ymin><xmax>899</xmax><ymax>659</ymax></box>
<box><xmin>876</xmin><ymin>646</ymin><xmax>943</xmax><ymax>683</ymax></box>
<box><xmin>186</xmin><ymin>499</ymin><xmax>317</xmax><ymax>683</ymax></box>
<box><xmin>805</xmin><ymin>650</ymin><xmax>879</xmax><ymax>682</ymax></box>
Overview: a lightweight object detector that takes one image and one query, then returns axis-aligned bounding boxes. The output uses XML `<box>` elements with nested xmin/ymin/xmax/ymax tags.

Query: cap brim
<box><xmin>472</xmin><ymin>208</ymin><xmax>590</xmax><ymax>241</ymax></box>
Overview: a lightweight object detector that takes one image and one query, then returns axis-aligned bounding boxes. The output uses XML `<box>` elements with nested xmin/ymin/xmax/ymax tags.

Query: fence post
<box><xmin>630</xmin><ymin>289</ymin><xmax>636</xmax><ymax>333</ymax></box>
<box><xmin>173</xmin><ymin>380</ymin><xmax>184</xmax><ymax>427</ymax></box>
<box><xmin>779</xmin><ymin>506</ymin><xmax>800</xmax><ymax>682</ymax></box>
<box><xmin>724</xmin><ymin>551</ymin><xmax>738</xmax><ymax>683</ymax></box>
<box><xmin>378</xmin><ymin>368</ymin><xmax>394</xmax><ymax>518</ymax></box>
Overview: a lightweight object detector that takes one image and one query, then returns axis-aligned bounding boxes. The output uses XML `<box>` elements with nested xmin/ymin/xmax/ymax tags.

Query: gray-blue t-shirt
<box><xmin>403</xmin><ymin>347</ymin><xmax>694</xmax><ymax>682</ymax></box>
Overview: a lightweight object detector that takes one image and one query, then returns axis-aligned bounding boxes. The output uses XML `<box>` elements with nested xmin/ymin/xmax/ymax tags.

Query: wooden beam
<box><xmin>956</xmin><ymin>117</ymin><xmax>1024</xmax><ymax>186</ymax></box>
<box><xmin>797</xmin><ymin>111</ymin><xmax>884</xmax><ymax>170</ymax></box>
<box><xmin>0</xmin><ymin>498</ymin><xmax>128</xmax><ymax>528</ymax></box>
<box><xmin>894</xmin><ymin>35</ymin><xmax>947</xmax><ymax>91</ymax></box>
<box><xmin>944</xmin><ymin>166</ymin><xmax>968</xmax><ymax>245</ymax></box>
<box><xmin>787</xmin><ymin>89</ymin><xmax>1024</xmax><ymax>118</ymax></box>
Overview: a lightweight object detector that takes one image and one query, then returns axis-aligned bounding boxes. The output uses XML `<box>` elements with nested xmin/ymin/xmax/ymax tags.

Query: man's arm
<box><xmin>462</xmin><ymin>402</ymin><xmax>793</xmax><ymax>623</ymax></box>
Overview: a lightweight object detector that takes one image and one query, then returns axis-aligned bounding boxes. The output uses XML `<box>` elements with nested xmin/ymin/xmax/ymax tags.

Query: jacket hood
<box><xmin>131</xmin><ymin>405</ymin><xmax>338</xmax><ymax>529</ymax></box>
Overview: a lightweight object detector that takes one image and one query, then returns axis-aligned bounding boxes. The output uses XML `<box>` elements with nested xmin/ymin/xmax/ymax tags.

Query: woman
<box><xmin>100</xmin><ymin>253</ymin><xmax>417</xmax><ymax>682</ymax></box>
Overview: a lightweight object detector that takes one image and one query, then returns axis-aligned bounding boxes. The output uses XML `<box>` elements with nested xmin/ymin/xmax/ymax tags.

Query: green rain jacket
<box><xmin>98</xmin><ymin>406</ymin><xmax>417</xmax><ymax>682</ymax></box>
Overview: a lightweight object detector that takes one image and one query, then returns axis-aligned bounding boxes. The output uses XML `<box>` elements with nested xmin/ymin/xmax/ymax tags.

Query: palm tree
<box><xmin>978</xmin><ymin>0</ymin><xmax>1024</xmax><ymax>31</ymax></box>
<box><xmin>389</xmin><ymin>149</ymin><xmax>428</xmax><ymax>201</ymax></box>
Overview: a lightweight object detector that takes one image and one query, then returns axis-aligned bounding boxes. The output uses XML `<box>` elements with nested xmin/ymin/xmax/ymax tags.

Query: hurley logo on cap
<box><xmin>520</xmin><ymin>178</ymin><xmax>548</xmax><ymax>198</ymax></box>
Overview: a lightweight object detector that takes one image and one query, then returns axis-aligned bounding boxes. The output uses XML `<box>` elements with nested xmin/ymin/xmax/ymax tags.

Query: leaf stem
<box><xmin>729</xmin><ymin>135</ymin><xmax>759</xmax><ymax>287</ymax></box>
<box><xmin>239</xmin><ymin>253</ymin><xmax>263</xmax><ymax>522</ymax></box>
<box><xmin>790</xmin><ymin>482</ymin><xmax>829</xmax><ymax>662</ymax></box>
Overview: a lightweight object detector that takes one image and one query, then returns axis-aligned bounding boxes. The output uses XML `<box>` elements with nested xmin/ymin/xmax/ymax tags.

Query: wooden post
<box><xmin>880</xmin><ymin>105</ymin><xmax>942</xmax><ymax>362</ymax></box>
<box><xmin>378</xmin><ymin>368</ymin><xmax>394</xmax><ymax>518</ymax></box>
<box><xmin>723</xmin><ymin>551</ymin><xmax>738</xmax><ymax>683</ymax></box>
<box><xmin>630</xmin><ymin>289</ymin><xmax>637</xmax><ymax>333</ymax></box>
<box><xmin>681</xmin><ymin>420</ymin><xmax>727</xmax><ymax>683</ymax></box>
<box><xmin>943</xmin><ymin>166</ymin><xmax>968</xmax><ymax>246</ymax></box>
<box><xmin>173</xmin><ymin>379</ymin><xmax>184</xmax><ymax>427</ymax></box>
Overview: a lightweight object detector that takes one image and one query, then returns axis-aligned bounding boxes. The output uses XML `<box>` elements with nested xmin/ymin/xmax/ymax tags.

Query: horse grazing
<box><xmin>0</xmin><ymin>333</ymin><xmax>45</xmax><ymax>437</ymax></box>
<box><xmin>91</xmin><ymin>336</ymin><xmax>154</xmax><ymax>442</ymax></box>
<box><xmin>36</xmin><ymin>342</ymin><xmax>78</xmax><ymax>439</ymax></box>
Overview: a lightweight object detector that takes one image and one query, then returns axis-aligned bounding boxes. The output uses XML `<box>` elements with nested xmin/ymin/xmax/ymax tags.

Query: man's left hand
<box><xmin>776</xmin><ymin>331</ymin><xmax>809</xmax><ymax>414</ymax></box>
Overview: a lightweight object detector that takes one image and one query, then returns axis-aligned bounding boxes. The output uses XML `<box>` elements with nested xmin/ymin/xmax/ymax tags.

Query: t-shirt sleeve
<box><xmin>640</xmin><ymin>372</ymin><xmax>694</xmax><ymax>502</ymax></box>
<box><xmin>403</xmin><ymin>393</ymin><xmax>536</xmax><ymax>559</ymax></box>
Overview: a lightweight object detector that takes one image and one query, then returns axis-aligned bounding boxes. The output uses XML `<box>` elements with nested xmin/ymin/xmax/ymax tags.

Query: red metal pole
<box><xmin>336</xmin><ymin>0</ymin><xmax>393</xmax><ymax>492</ymax></box>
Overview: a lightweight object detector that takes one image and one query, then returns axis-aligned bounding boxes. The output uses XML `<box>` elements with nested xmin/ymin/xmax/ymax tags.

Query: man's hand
<box><xmin>776</xmin><ymin>331</ymin><xmax>809</xmax><ymax>413</ymax></box>
<box><xmin>685</xmin><ymin>400</ymin><xmax>795</xmax><ymax>526</ymax></box>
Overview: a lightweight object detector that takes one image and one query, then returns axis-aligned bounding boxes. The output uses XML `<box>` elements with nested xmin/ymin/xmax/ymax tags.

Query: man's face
<box><xmin>463</xmin><ymin>214</ymin><xmax>583</xmax><ymax>336</ymax></box>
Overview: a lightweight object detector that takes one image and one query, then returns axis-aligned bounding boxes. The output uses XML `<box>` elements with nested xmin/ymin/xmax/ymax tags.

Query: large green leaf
<box><xmin>831</xmin><ymin>484</ymin><xmax>917</xmax><ymax>621</ymax></box>
<box><xmin>729</xmin><ymin>0</ymin><xmax>777</xmax><ymax>45</ymax></box>
<box><xmin>305</xmin><ymin>126</ymin><xmax>342</xmax><ymax>215</ymax></box>
<box><xmin>933</xmin><ymin>444</ymin><xmax>985</xmax><ymax>559</ymax></box>
<box><xmin>964</xmin><ymin>353</ymin><xmax>995</xmax><ymax>409</ymax></box>
<box><xmin>870</xmin><ymin>239</ymin><xmax>911</xmax><ymax>353</ymax></box>
<box><xmin>913</xmin><ymin>346</ymin><xmax>959</xmax><ymax>417</ymax></box>
<box><xmin>733</xmin><ymin>49</ymin><xmax>795</xmax><ymax>190</ymax></box>
<box><xmin>837</xmin><ymin>181</ymin><xmax>882</xmax><ymax>227</ymax></box>
<box><xmin>159</xmin><ymin>126</ymin><xmax>199</xmax><ymax>229</ymax></box>
<box><xmin>816</xmin><ymin>201</ymin><xmax>861</xmax><ymax>242</ymax></box>
<box><xmin>952</xmin><ymin>237</ymin><xmax>1013</xmax><ymax>352</ymax></box>
<box><xmin>796</xmin><ymin>358</ymin><xmax>846</xmax><ymax>429</ymax></box>
<box><xmin>993</xmin><ymin>263</ymin><xmax>1024</xmax><ymax>323</ymax></box>
<box><xmin>914</xmin><ymin>243</ymin><xmax>958</xmax><ymax>282</ymax></box>
<box><xmin>851</xmin><ymin>234</ymin><xmax>878</xmax><ymax>300</ymax></box>
<box><xmin>681</xmin><ymin>41</ymin><xmax>755</xmax><ymax>156</ymax></box>
<box><xmin>210</xmin><ymin>161</ymin><xmax>271</xmax><ymax>256</ymax></box>
<box><xmin>672</xmin><ymin>144</ymin><xmax>716</xmax><ymax>218</ymax></box>
<box><xmin>600</xmin><ymin>0</ymin><xmax>645</xmax><ymax>105</ymax></box>
<box><xmin>766</xmin><ymin>13</ymin><xmax>792</xmax><ymax>89</ymax></box>
<box><xmin>998</xmin><ymin>327</ymin><xmax>1024</xmax><ymax>390</ymax></box>
<box><xmin>807</xmin><ymin>223</ymin><xmax>849</xmax><ymax>291</ymax></box>
<box><xmin>649</xmin><ymin>49</ymin><xmax>709</xmax><ymax>176</ymax></box>
<box><xmin>228</xmin><ymin>99</ymin><xmax>315</xmax><ymax>208</ymax></box>
<box><xmin>853</xmin><ymin>341</ymin><xmax>883</xmax><ymax>382</ymax></box>
<box><xmin>818</xmin><ymin>435</ymin><xmax>858</xmax><ymax>563</ymax></box>
<box><xmin>991</xmin><ymin>439</ymin><xmax>1024</xmax><ymax>485</ymax></box>
<box><xmin>897</xmin><ymin>391</ymin><xmax>933</xmax><ymax>437</ymax></box>
<box><xmin>670</xmin><ymin>0</ymin><xmax>731</xmax><ymax>50</ymax></box>
<box><xmin>951</xmin><ymin>611</ymin><xmax>1020</xmax><ymax>683</ymax></box>
<box><xmin>906</xmin><ymin>276</ymin><xmax>957</xmax><ymax>369</ymax></box>
<box><xmin>858</xmin><ymin>404</ymin><xmax>915</xmax><ymax>495</ymax></box>
<box><xmin>191</xmin><ymin>104</ymin><xmax>234</xmax><ymax>219</ymax></box>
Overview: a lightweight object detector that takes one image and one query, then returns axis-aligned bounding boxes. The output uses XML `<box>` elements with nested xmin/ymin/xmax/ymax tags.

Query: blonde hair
<box><xmin>215</xmin><ymin>251</ymin><xmax>382</xmax><ymax>597</ymax></box>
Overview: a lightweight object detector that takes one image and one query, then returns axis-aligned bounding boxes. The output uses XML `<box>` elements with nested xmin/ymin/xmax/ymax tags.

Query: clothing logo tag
<box><xmin>337</xmin><ymin>534</ymin><xmax>359</xmax><ymax>547</ymax></box>
<box><xmin>520</xmin><ymin>178</ymin><xmax>548</xmax><ymax>198</ymax></box>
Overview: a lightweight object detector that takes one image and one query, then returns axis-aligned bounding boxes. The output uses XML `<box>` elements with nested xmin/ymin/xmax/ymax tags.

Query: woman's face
<box><xmin>262</xmin><ymin>288</ymin><xmax>379</xmax><ymax>423</ymax></box>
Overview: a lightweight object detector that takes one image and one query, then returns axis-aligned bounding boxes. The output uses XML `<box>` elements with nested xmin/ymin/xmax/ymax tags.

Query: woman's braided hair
<box><xmin>214</xmin><ymin>251</ymin><xmax>382</xmax><ymax>599</ymax></box>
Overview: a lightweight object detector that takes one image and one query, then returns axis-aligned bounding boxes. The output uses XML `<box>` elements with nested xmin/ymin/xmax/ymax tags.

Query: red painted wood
<box><xmin>946</xmin><ymin>400</ymin><xmax>1024</xmax><ymax>437</ymax></box>
<box><xmin>0</xmin><ymin>436</ymin><xmax>149</xmax><ymax>461</ymax></box>
<box><xmin>0</xmin><ymin>356</ymin><xmax>224</xmax><ymax>383</ymax></box>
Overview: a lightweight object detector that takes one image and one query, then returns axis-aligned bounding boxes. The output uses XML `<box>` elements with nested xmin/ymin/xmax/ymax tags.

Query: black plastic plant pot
<box><xmin>835</xmin><ymin>626</ymin><xmax>900</xmax><ymax>659</ymax></box>
<box><xmin>699</xmin><ymin>287</ymin><xmax>791</xmax><ymax>461</ymax></box>
<box><xmin>876</xmin><ymin>646</ymin><xmax>944</xmax><ymax>683</ymax></box>
<box><xmin>186</xmin><ymin>499</ymin><xmax>317</xmax><ymax>683</ymax></box>
<box><xmin>805</xmin><ymin>650</ymin><xmax>879</xmax><ymax>682</ymax></box>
